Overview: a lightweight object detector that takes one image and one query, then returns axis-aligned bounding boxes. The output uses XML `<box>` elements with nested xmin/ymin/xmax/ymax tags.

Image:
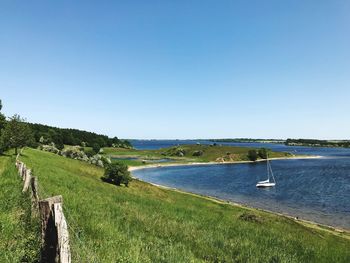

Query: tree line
<box><xmin>285</xmin><ymin>139</ymin><xmax>350</xmax><ymax>148</ymax></box>
<box><xmin>28</xmin><ymin>123</ymin><xmax>132</xmax><ymax>150</ymax></box>
<box><xmin>0</xmin><ymin>99</ymin><xmax>132</xmax><ymax>154</ymax></box>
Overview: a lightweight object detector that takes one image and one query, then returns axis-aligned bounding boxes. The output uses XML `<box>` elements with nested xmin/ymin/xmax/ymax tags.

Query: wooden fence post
<box><xmin>22</xmin><ymin>165</ymin><xmax>26</xmax><ymax>180</ymax></box>
<box><xmin>39</xmin><ymin>196</ymin><xmax>62</xmax><ymax>263</ymax></box>
<box><xmin>16</xmin><ymin>157</ymin><xmax>72</xmax><ymax>263</ymax></box>
<box><xmin>30</xmin><ymin>176</ymin><xmax>39</xmax><ymax>210</ymax></box>
<box><xmin>54</xmin><ymin>203</ymin><xmax>71</xmax><ymax>263</ymax></box>
<box><xmin>39</xmin><ymin>195</ymin><xmax>71</xmax><ymax>263</ymax></box>
<box><xmin>18</xmin><ymin>162</ymin><xmax>24</xmax><ymax>177</ymax></box>
<box><xmin>22</xmin><ymin>169</ymin><xmax>32</xmax><ymax>192</ymax></box>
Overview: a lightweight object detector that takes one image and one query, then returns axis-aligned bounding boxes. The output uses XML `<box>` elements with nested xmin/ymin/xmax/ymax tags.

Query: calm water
<box><xmin>132</xmin><ymin>140</ymin><xmax>350</xmax><ymax>229</ymax></box>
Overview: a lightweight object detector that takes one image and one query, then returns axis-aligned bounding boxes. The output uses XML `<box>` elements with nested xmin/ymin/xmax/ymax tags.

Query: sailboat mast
<box><xmin>267</xmin><ymin>153</ymin><xmax>270</xmax><ymax>182</ymax></box>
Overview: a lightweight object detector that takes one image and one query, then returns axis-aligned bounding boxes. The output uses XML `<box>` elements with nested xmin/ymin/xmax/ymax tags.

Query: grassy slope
<box><xmin>0</xmin><ymin>152</ymin><xmax>40</xmax><ymax>262</ymax></box>
<box><xmin>103</xmin><ymin>144</ymin><xmax>293</xmax><ymax>166</ymax></box>
<box><xmin>21</xmin><ymin>148</ymin><xmax>350</xmax><ymax>263</ymax></box>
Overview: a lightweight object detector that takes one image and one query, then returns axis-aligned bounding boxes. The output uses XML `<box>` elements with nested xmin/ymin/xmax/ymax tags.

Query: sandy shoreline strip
<box><xmin>128</xmin><ymin>155</ymin><xmax>322</xmax><ymax>172</ymax></box>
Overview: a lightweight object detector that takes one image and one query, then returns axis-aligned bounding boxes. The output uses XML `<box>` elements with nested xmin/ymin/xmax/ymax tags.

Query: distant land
<box><xmin>285</xmin><ymin>139</ymin><xmax>350</xmax><ymax>148</ymax></box>
<box><xmin>209</xmin><ymin>138</ymin><xmax>350</xmax><ymax>148</ymax></box>
<box><xmin>209</xmin><ymin>138</ymin><xmax>285</xmax><ymax>144</ymax></box>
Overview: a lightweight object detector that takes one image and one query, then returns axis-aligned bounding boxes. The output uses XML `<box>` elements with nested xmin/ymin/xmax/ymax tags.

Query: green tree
<box><xmin>0</xmin><ymin>114</ymin><xmax>34</xmax><ymax>155</ymax></box>
<box><xmin>247</xmin><ymin>150</ymin><xmax>258</xmax><ymax>161</ymax></box>
<box><xmin>0</xmin><ymin>99</ymin><xmax>6</xmax><ymax>132</ymax></box>
<box><xmin>258</xmin><ymin>148</ymin><xmax>269</xmax><ymax>159</ymax></box>
<box><xmin>92</xmin><ymin>143</ymin><xmax>101</xmax><ymax>154</ymax></box>
<box><xmin>103</xmin><ymin>162</ymin><xmax>132</xmax><ymax>186</ymax></box>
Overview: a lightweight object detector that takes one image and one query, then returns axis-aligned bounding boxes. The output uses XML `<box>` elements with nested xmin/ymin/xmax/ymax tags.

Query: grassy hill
<box><xmin>0</xmin><ymin>152</ymin><xmax>40</xmax><ymax>262</ymax></box>
<box><xmin>17</xmin><ymin>147</ymin><xmax>350</xmax><ymax>262</ymax></box>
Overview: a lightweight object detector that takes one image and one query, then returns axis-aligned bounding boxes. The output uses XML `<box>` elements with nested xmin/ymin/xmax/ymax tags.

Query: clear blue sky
<box><xmin>1</xmin><ymin>1</ymin><xmax>349</xmax><ymax>139</ymax></box>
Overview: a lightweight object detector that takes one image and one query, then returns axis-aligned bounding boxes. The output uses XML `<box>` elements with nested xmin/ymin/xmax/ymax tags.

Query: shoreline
<box><xmin>128</xmin><ymin>155</ymin><xmax>322</xmax><ymax>171</ymax></box>
<box><xmin>129</xmin><ymin>154</ymin><xmax>350</xmax><ymax>236</ymax></box>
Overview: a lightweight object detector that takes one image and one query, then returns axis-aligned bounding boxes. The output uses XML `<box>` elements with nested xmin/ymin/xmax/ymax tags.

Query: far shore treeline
<box><xmin>285</xmin><ymin>138</ymin><xmax>350</xmax><ymax>148</ymax></box>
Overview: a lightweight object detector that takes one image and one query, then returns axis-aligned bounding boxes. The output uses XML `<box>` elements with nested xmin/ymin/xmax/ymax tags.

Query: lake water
<box><xmin>131</xmin><ymin>140</ymin><xmax>350</xmax><ymax>229</ymax></box>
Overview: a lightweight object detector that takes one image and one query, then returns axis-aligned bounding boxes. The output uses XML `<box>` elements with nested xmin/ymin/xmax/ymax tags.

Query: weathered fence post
<box><xmin>21</xmin><ymin>164</ymin><xmax>26</xmax><ymax>180</ymax></box>
<box><xmin>22</xmin><ymin>169</ymin><xmax>32</xmax><ymax>192</ymax></box>
<box><xmin>54</xmin><ymin>203</ymin><xmax>71</xmax><ymax>263</ymax></box>
<box><xmin>18</xmin><ymin>162</ymin><xmax>24</xmax><ymax>178</ymax></box>
<box><xmin>39</xmin><ymin>195</ymin><xmax>71</xmax><ymax>263</ymax></box>
<box><xmin>16</xmin><ymin>156</ymin><xmax>72</xmax><ymax>263</ymax></box>
<box><xmin>30</xmin><ymin>176</ymin><xmax>39</xmax><ymax>210</ymax></box>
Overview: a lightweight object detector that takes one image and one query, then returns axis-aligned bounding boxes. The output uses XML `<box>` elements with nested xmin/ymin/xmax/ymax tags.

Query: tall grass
<box><xmin>0</xmin><ymin>152</ymin><xmax>40</xmax><ymax>262</ymax></box>
<box><xmin>21</xmin><ymin>148</ymin><xmax>350</xmax><ymax>262</ymax></box>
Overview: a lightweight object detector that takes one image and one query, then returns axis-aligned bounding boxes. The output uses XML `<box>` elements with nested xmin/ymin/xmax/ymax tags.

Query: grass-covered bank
<box><xmin>0</xmin><ymin>152</ymin><xmax>40</xmax><ymax>262</ymax></box>
<box><xmin>20</xmin><ymin>148</ymin><xmax>350</xmax><ymax>262</ymax></box>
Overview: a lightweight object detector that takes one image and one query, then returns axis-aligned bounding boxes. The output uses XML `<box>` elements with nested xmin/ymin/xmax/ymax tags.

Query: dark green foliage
<box><xmin>258</xmin><ymin>148</ymin><xmax>269</xmax><ymax>159</ymax></box>
<box><xmin>85</xmin><ymin>148</ymin><xmax>95</xmax><ymax>157</ymax></box>
<box><xmin>192</xmin><ymin>150</ymin><xmax>203</xmax><ymax>156</ymax></box>
<box><xmin>103</xmin><ymin>162</ymin><xmax>132</xmax><ymax>186</ymax></box>
<box><xmin>286</xmin><ymin>138</ymin><xmax>350</xmax><ymax>148</ymax></box>
<box><xmin>92</xmin><ymin>143</ymin><xmax>101</xmax><ymax>154</ymax></box>
<box><xmin>247</xmin><ymin>149</ymin><xmax>258</xmax><ymax>161</ymax></box>
<box><xmin>27</xmin><ymin>122</ymin><xmax>132</xmax><ymax>148</ymax></box>
<box><xmin>0</xmin><ymin>99</ymin><xmax>6</xmax><ymax>134</ymax></box>
<box><xmin>164</xmin><ymin>146</ymin><xmax>186</xmax><ymax>157</ymax></box>
<box><xmin>0</xmin><ymin>115</ymin><xmax>35</xmax><ymax>154</ymax></box>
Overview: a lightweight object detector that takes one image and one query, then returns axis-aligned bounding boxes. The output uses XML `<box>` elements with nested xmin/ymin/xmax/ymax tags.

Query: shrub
<box><xmin>56</xmin><ymin>141</ymin><xmax>64</xmax><ymax>150</ymax></box>
<box><xmin>100</xmin><ymin>155</ymin><xmax>111</xmax><ymax>166</ymax></box>
<box><xmin>40</xmin><ymin>144</ymin><xmax>60</xmax><ymax>154</ymax></box>
<box><xmin>92</xmin><ymin>143</ymin><xmax>101</xmax><ymax>154</ymax></box>
<box><xmin>239</xmin><ymin>212</ymin><xmax>263</xmax><ymax>223</ymax></box>
<box><xmin>103</xmin><ymin>162</ymin><xmax>132</xmax><ymax>186</ymax></box>
<box><xmin>85</xmin><ymin>149</ymin><xmax>95</xmax><ymax>157</ymax></box>
<box><xmin>192</xmin><ymin>150</ymin><xmax>203</xmax><ymax>156</ymax></box>
<box><xmin>247</xmin><ymin>150</ymin><xmax>258</xmax><ymax>161</ymax></box>
<box><xmin>258</xmin><ymin>148</ymin><xmax>268</xmax><ymax>159</ymax></box>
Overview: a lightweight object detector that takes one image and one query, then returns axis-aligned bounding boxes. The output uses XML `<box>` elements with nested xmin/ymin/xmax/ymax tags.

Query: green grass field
<box><xmin>18</xmin><ymin>148</ymin><xmax>350</xmax><ymax>262</ymax></box>
<box><xmin>0</xmin><ymin>152</ymin><xmax>40</xmax><ymax>262</ymax></box>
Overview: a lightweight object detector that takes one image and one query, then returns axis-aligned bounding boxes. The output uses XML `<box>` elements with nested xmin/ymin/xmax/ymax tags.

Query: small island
<box><xmin>101</xmin><ymin>144</ymin><xmax>300</xmax><ymax>168</ymax></box>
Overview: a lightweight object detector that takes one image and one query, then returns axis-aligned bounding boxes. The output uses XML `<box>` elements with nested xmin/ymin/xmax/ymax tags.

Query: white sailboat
<box><xmin>256</xmin><ymin>155</ymin><xmax>276</xmax><ymax>188</ymax></box>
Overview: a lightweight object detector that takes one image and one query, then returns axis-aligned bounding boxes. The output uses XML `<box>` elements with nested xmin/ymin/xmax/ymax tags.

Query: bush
<box><xmin>192</xmin><ymin>150</ymin><xmax>203</xmax><ymax>156</ymax></box>
<box><xmin>56</xmin><ymin>141</ymin><xmax>64</xmax><ymax>150</ymax></box>
<box><xmin>40</xmin><ymin>144</ymin><xmax>60</xmax><ymax>154</ymax></box>
<box><xmin>85</xmin><ymin>149</ymin><xmax>95</xmax><ymax>157</ymax></box>
<box><xmin>258</xmin><ymin>148</ymin><xmax>268</xmax><ymax>159</ymax></box>
<box><xmin>168</xmin><ymin>146</ymin><xmax>186</xmax><ymax>157</ymax></box>
<box><xmin>247</xmin><ymin>150</ymin><xmax>258</xmax><ymax>161</ymax></box>
<box><xmin>103</xmin><ymin>162</ymin><xmax>132</xmax><ymax>187</ymax></box>
<box><xmin>92</xmin><ymin>143</ymin><xmax>101</xmax><ymax>154</ymax></box>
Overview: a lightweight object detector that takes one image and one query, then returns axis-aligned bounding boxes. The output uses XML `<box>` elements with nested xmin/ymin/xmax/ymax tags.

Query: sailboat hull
<box><xmin>256</xmin><ymin>182</ymin><xmax>276</xmax><ymax>187</ymax></box>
